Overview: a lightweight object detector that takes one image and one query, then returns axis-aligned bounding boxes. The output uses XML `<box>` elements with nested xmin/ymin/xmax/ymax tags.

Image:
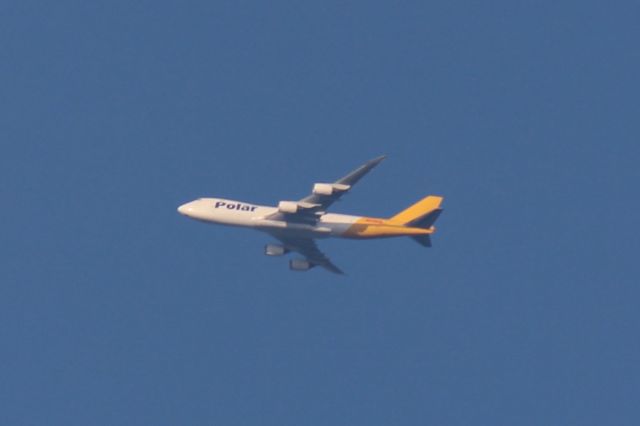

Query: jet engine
<box><xmin>289</xmin><ymin>259</ymin><xmax>313</xmax><ymax>271</ymax></box>
<box><xmin>312</xmin><ymin>183</ymin><xmax>334</xmax><ymax>196</ymax></box>
<box><xmin>312</xmin><ymin>183</ymin><xmax>351</xmax><ymax>196</ymax></box>
<box><xmin>278</xmin><ymin>201</ymin><xmax>298</xmax><ymax>214</ymax></box>
<box><xmin>264</xmin><ymin>244</ymin><xmax>288</xmax><ymax>256</ymax></box>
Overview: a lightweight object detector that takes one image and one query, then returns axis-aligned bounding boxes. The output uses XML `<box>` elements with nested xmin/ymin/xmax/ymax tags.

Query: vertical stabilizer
<box><xmin>390</xmin><ymin>195</ymin><xmax>443</xmax><ymax>225</ymax></box>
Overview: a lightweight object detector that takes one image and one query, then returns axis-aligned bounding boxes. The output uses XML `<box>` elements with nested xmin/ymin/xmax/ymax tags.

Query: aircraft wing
<box><xmin>298</xmin><ymin>155</ymin><xmax>386</xmax><ymax>212</ymax></box>
<box><xmin>273</xmin><ymin>235</ymin><xmax>344</xmax><ymax>275</ymax></box>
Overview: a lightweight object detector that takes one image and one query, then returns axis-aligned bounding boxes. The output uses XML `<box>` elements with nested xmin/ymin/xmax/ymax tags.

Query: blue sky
<box><xmin>1</xmin><ymin>1</ymin><xmax>639</xmax><ymax>425</ymax></box>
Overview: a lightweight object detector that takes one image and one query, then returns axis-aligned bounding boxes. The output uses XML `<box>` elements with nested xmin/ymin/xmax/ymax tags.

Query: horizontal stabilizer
<box><xmin>410</xmin><ymin>208</ymin><xmax>443</xmax><ymax>229</ymax></box>
<box><xmin>411</xmin><ymin>235</ymin><xmax>432</xmax><ymax>247</ymax></box>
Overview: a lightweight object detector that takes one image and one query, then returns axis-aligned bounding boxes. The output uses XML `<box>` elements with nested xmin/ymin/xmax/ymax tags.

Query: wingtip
<box><xmin>369</xmin><ymin>155</ymin><xmax>387</xmax><ymax>165</ymax></box>
<box><xmin>320</xmin><ymin>263</ymin><xmax>345</xmax><ymax>275</ymax></box>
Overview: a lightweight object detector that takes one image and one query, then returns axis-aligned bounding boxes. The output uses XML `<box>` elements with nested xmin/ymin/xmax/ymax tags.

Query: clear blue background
<box><xmin>2</xmin><ymin>1</ymin><xmax>639</xmax><ymax>425</ymax></box>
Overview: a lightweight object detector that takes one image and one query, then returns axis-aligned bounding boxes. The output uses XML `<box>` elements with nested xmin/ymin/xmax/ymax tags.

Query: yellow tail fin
<box><xmin>390</xmin><ymin>195</ymin><xmax>443</xmax><ymax>226</ymax></box>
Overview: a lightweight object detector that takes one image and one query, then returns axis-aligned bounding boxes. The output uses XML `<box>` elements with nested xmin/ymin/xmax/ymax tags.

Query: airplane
<box><xmin>177</xmin><ymin>156</ymin><xmax>444</xmax><ymax>274</ymax></box>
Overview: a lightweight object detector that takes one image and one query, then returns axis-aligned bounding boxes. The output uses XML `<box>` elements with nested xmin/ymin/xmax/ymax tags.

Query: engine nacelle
<box><xmin>265</xmin><ymin>244</ymin><xmax>288</xmax><ymax>256</ymax></box>
<box><xmin>278</xmin><ymin>201</ymin><xmax>298</xmax><ymax>214</ymax></box>
<box><xmin>312</xmin><ymin>183</ymin><xmax>351</xmax><ymax>196</ymax></box>
<box><xmin>289</xmin><ymin>259</ymin><xmax>313</xmax><ymax>271</ymax></box>
<box><xmin>312</xmin><ymin>183</ymin><xmax>334</xmax><ymax>196</ymax></box>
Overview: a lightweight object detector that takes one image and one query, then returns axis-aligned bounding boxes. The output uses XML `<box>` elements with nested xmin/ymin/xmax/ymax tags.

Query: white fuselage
<box><xmin>177</xmin><ymin>198</ymin><xmax>360</xmax><ymax>239</ymax></box>
<box><xmin>177</xmin><ymin>156</ymin><xmax>442</xmax><ymax>273</ymax></box>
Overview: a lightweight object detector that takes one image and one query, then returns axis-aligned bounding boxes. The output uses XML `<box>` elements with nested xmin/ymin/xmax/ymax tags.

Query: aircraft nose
<box><xmin>177</xmin><ymin>203</ymin><xmax>191</xmax><ymax>216</ymax></box>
